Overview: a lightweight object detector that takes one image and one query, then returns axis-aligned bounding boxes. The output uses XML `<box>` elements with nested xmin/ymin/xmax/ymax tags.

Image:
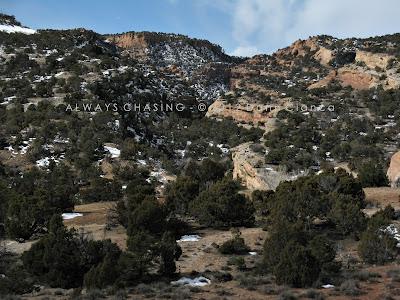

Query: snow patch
<box><xmin>137</xmin><ymin>159</ymin><xmax>147</xmax><ymax>165</ymax></box>
<box><xmin>382</xmin><ymin>224</ymin><xmax>400</xmax><ymax>247</ymax></box>
<box><xmin>177</xmin><ymin>235</ymin><xmax>201</xmax><ymax>242</ymax></box>
<box><xmin>62</xmin><ymin>213</ymin><xmax>83</xmax><ymax>220</ymax></box>
<box><xmin>54</xmin><ymin>71</ymin><xmax>65</xmax><ymax>77</ymax></box>
<box><xmin>175</xmin><ymin>149</ymin><xmax>186</xmax><ymax>158</ymax></box>
<box><xmin>36</xmin><ymin>157</ymin><xmax>51</xmax><ymax>167</ymax></box>
<box><xmin>1</xmin><ymin>95</ymin><xmax>16</xmax><ymax>105</ymax></box>
<box><xmin>35</xmin><ymin>154</ymin><xmax>64</xmax><ymax>168</ymax></box>
<box><xmin>104</xmin><ymin>146</ymin><xmax>120</xmax><ymax>158</ymax></box>
<box><xmin>0</xmin><ymin>24</ymin><xmax>36</xmax><ymax>34</ymax></box>
<box><xmin>171</xmin><ymin>276</ymin><xmax>211</xmax><ymax>287</ymax></box>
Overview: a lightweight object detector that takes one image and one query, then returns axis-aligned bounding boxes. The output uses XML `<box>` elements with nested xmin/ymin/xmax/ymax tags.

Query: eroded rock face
<box><xmin>388</xmin><ymin>151</ymin><xmax>400</xmax><ymax>188</ymax></box>
<box><xmin>274</xmin><ymin>37</ymin><xmax>400</xmax><ymax>91</ymax></box>
<box><xmin>275</xmin><ymin>37</ymin><xmax>319</xmax><ymax>58</ymax></box>
<box><xmin>206</xmin><ymin>98</ymin><xmax>285</xmax><ymax>130</ymax></box>
<box><xmin>231</xmin><ymin>142</ymin><xmax>304</xmax><ymax>191</ymax></box>
<box><xmin>106</xmin><ymin>33</ymin><xmax>149</xmax><ymax>59</ymax></box>
<box><xmin>337</xmin><ymin>67</ymin><xmax>377</xmax><ymax>90</ymax></box>
<box><xmin>355</xmin><ymin>50</ymin><xmax>394</xmax><ymax>70</ymax></box>
<box><xmin>308</xmin><ymin>65</ymin><xmax>400</xmax><ymax>90</ymax></box>
<box><xmin>107</xmin><ymin>32</ymin><xmax>147</xmax><ymax>49</ymax></box>
<box><xmin>314</xmin><ymin>47</ymin><xmax>334</xmax><ymax>66</ymax></box>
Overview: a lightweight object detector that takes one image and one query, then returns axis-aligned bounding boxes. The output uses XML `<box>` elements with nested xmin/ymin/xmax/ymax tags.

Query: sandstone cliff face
<box><xmin>388</xmin><ymin>151</ymin><xmax>400</xmax><ymax>187</ymax></box>
<box><xmin>274</xmin><ymin>36</ymin><xmax>400</xmax><ymax>91</ymax></box>
<box><xmin>275</xmin><ymin>37</ymin><xmax>334</xmax><ymax>66</ymax></box>
<box><xmin>307</xmin><ymin>70</ymin><xmax>337</xmax><ymax>89</ymax></box>
<box><xmin>337</xmin><ymin>67</ymin><xmax>377</xmax><ymax>89</ymax></box>
<box><xmin>276</xmin><ymin>37</ymin><xmax>319</xmax><ymax>57</ymax></box>
<box><xmin>205</xmin><ymin>35</ymin><xmax>400</xmax><ymax>184</ymax></box>
<box><xmin>355</xmin><ymin>50</ymin><xmax>394</xmax><ymax>70</ymax></box>
<box><xmin>314</xmin><ymin>47</ymin><xmax>334</xmax><ymax>66</ymax></box>
<box><xmin>308</xmin><ymin>65</ymin><xmax>400</xmax><ymax>90</ymax></box>
<box><xmin>206</xmin><ymin>98</ymin><xmax>284</xmax><ymax>130</ymax></box>
<box><xmin>106</xmin><ymin>33</ymin><xmax>149</xmax><ymax>59</ymax></box>
<box><xmin>231</xmin><ymin>142</ymin><xmax>302</xmax><ymax>191</ymax></box>
<box><xmin>107</xmin><ymin>32</ymin><xmax>147</xmax><ymax>49</ymax></box>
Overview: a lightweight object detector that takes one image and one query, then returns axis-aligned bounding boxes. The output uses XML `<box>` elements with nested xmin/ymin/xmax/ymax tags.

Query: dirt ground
<box><xmin>13</xmin><ymin>187</ymin><xmax>400</xmax><ymax>299</ymax></box>
<box><xmin>3</xmin><ymin>239</ymin><xmax>35</xmax><ymax>255</ymax></box>
<box><xmin>64</xmin><ymin>201</ymin><xmax>127</xmax><ymax>250</ymax></box>
<box><xmin>0</xmin><ymin>149</ymin><xmax>33</xmax><ymax>171</ymax></box>
<box><xmin>364</xmin><ymin>187</ymin><xmax>400</xmax><ymax>208</ymax></box>
<box><xmin>177</xmin><ymin>227</ymin><xmax>266</xmax><ymax>274</ymax></box>
<box><xmin>364</xmin><ymin>187</ymin><xmax>400</xmax><ymax>216</ymax></box>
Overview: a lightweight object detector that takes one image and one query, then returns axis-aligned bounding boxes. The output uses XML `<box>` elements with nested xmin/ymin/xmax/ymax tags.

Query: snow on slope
<box><xmin>0</xmin><ymin>24</ymin><xmax>36</xmax><ymax>34</ymax></box>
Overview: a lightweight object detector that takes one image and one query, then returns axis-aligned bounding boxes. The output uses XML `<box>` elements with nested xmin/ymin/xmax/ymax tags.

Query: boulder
<box><xmin>387</xmin><ymin>151</ymin><xmax>400</xmax><ymax>187</ymax></box>
<box><xmin>231</xmin><ymin>142</ymin><xmax>305</xmax><ymax>191</ymax></box>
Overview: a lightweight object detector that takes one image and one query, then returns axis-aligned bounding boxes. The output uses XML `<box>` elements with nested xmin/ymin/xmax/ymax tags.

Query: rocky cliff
<box><xmin>2</xmin><ymin>15</ymin><xmax>400</xmax><ymax>190</ymax></box>
<box><xmin>205</xmin><ymin>34</ymin><xmax>400</xmax><ymax>188</ymax></box>
<box><xmin>231</xmin><ymin>142</ymin><xmax>303</xmax><ymax>191</ymax></box>
<box><xmin>206</xmin><ymin>97</ymin><xmax>289</xmax><ymax>130</ymax></box>
<box><xmin>105</xmin><ymin>31</ymin><xmax>237</xmax><ymax>103</ymax></box>
<box><xmin>106</xmin><ymin>32</ymin><xmax>149</xmax><ymax>59</ymax></box>
<box><xmin>388</xmin><ymin>151</ymin><xmax>400</xmax><ymax>188</ymax></box>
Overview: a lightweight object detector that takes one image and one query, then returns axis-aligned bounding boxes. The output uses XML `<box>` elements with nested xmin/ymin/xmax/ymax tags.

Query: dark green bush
<box><xmin>219</xmin><ymin>230</ymin><xmax>250</xmax><ymax>255</ymax></box>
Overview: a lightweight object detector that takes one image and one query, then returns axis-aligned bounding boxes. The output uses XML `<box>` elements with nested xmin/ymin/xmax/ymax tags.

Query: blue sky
<box><xmin>1</xmin><ymin>0</ymin><xmax>400</xmax><ymax>56</ymax></box>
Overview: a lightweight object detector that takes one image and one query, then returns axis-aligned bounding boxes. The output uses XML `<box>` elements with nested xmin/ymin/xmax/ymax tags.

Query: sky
<box><xmin>1</xmin><ymin>0</ymin><xmax>400</xmax><ymax>56</ymax></box>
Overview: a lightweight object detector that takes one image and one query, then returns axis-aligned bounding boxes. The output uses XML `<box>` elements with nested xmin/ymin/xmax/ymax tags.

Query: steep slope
<box><xmin>1</xmin><ymin>14</ymin><xmax>399</xmax><ymax>191</ymax></box>
<box><xmin>0</xmin><ymin>14</ymin><xmax>262</xmax><ymax>183</ymax></box>
<box><xmin>207</xmin><ymin>35</ymin><xmax>400</xmax><ymax>189</ymax></box>
<box><xmin>106</xmin><ymin>31</ymin><xmax>242</xmax><ymax>103</ymax></box>
<box><xmin>388</xmin><ymin>151</ymin><xmax>400</xmax><ymax>187</ymax></box>
<box><xmin>0</xmin><ymin>13</ymin><xmax>36</xmax><ymax>34</ymax></box>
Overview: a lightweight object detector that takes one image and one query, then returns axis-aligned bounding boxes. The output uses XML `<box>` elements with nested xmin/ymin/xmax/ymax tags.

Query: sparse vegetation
<box><xmin>1</xmin><ymin>10</ymin><xmax>400</xmax><ymax>300</ymax></box>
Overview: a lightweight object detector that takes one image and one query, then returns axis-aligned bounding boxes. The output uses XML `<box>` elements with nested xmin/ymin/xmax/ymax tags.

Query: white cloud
<box><xmin>230</xmin><ymin>45</ymin><xmax>260</xmax><ymax>57</ymax></box>
<box><xmin>287</xmin><ymin>0</ymin><xmax>400</xmax><ymax>41</ymax></box>
<box><xmin>217</xmin><ymin>0</ymin><xmax>400</xmax><ymax>55</ymax></box>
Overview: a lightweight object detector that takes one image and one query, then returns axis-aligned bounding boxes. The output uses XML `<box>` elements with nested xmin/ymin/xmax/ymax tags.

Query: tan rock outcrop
<box><xmin>230</xmin><ymin>65</ymin><xmax>260</xmax><ymax>89</ymax></box>
<box><xmin>107</xmin><ymin>32</ymin><xmax>147</xmax><ymax>49</ymax></box>
<box><xmin>388</xmin><ymin>151</ymin><xmax>400</xmax><ymax>187</ymax></box>
<box><xmin>337</xmin><ymin>67</ymin><xmax>377</xmax><ymax>90</ymax></box>
<box><xmin>355</xmin><ymin>50</ymin><xmax>394</xmax><ymax>70</ymax></box>
<box><xmin>106</xmin><ymin>33</ymin><xmax>148</xmax><ymax>59</ymax></box>
<box><xmin>206</xmin><ymin>98</ymin><xmax>290</xmax><ymax>130</ymax></box>
<box><xmin>276</xmin><ymin>38</ymin><xmax>319</xmax><ymax>58</ymax></box>
<box><xmin>307</xmin><ymin>70</ymin><xmax>337</xmax><ymax>89</ymax></box>
<box><xmin>231</xmin><ymin>142</ymin><xmax>304</xmax><ymax>191</ymax></box>
<box><xmin>308</xmin><ymin>66</ymin><xmax>400</xmax><ymax>90</ymax></box>
<box><xmin>206</xmin><ymin>99</ymin><xmax>273</xmax><ymax>127</ymax></box>
<box><xmin>314</xmin><ymin>47</ymin><xmax>334</xmax><ymax>66</ymax></box>
<box><xmin>232</xmin><ymin>143</ymin><xmax>277</xmax><ymax>191</ymax></box>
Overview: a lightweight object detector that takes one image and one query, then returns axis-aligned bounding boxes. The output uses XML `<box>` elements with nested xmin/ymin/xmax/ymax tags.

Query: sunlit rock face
<box><xmin>388</xmin><ymin>151</ymin><xmax>400</xmax><ymax>188</ymax></box>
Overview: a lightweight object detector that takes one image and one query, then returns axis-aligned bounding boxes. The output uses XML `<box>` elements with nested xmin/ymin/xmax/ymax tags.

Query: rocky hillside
<box><xmin>207</xmin><ymin>35</ymin><xmax>400</xmax><ymax>189</ymax></box>
<box><xmin>106</xmin><ymin>31</ymin><xmax>241</xmax><ymax>102</ymax></box>
<box><xmin>0</xmin><ymin>13</ymin><xmax>22</xmax><ymax>26</ymax></box>
<box><xmin>0</xmin><ymin>13</ymin><xmax>36</xmax><ymax>34</ymax></box>
<box><xmin>2</xmin><ymin>13</ymin><xmax>400</xmax><ymax>300</ymax></box>
<box><xmin>0</xmin><ymin>14</ymin><xmax>262</xmax><ymax>186</ymax></box>
<box><xmin>1</xmin><ymin>14</ymin><xmax>399</xmax><ymax>190</ymax></box>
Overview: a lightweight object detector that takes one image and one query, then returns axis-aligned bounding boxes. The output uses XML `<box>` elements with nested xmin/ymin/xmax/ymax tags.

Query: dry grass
<box><xmin>64</xmin><ymin>201</ymin><xmax>127</xmax><ymax>250</ymax></box>
<box><xmin>364</xmin><ymin>187</ymin><xmax>400</xmax><ymax>208</ymax></box>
